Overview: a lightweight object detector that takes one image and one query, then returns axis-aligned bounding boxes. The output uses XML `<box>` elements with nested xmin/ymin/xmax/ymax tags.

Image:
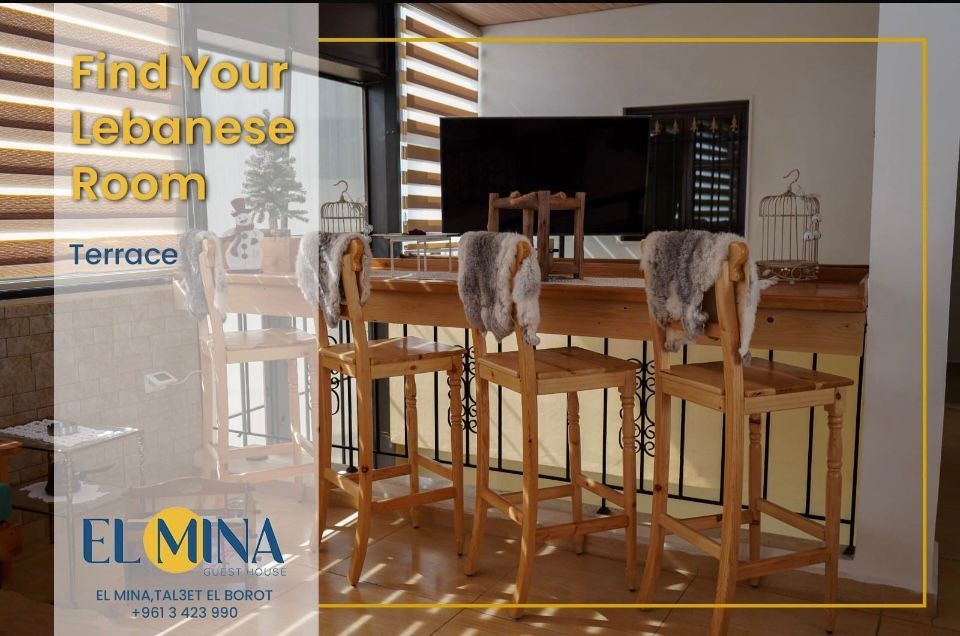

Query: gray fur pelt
<box><xmin>295</xmin><ymin>231</ymin><xmax>371</xmax><ymax>329</ymax></box>
<box><xmin>179</xmin><ymin>229</ymin><xmax>227</xmax><ymax>320</ymax></box>
<box><xmin>457</xmin><ymin>231</ymin><xmax>541</xmax><ymax>345</ymax></box>
<box><xmin>640</xmin><ymin>230</ymin><xmax>775</xmax><ymax>361</ymax></box>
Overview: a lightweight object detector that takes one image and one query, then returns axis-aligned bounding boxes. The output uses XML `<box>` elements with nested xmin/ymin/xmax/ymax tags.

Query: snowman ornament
<box><xmin>223</xmin><ymin>198</ymin><xmax>263</xmax><ymax>271</ymax></box>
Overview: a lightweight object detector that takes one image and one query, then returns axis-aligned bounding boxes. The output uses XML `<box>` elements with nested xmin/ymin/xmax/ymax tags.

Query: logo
<box><xmin>83</xmin><ymin>507</ymin><xmax>284</xmax><ymax>572</ymax></box>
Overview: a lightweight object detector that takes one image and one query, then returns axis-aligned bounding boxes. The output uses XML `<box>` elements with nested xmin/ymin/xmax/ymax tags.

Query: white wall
<box><xmin>479</xmin><ymin>3</ymin><xmax>879</xmax><ymax>264</ymax></box>
<box><xmin>854</xmin><ymin>4</ymin><xmax>960</xmax><ymax>595</ymax></box>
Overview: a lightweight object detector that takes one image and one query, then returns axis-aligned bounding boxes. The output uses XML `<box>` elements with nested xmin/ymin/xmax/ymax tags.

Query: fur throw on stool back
<box><xmin>640</xmin><ymin>230</ymin><xmax>775</xmax><ymax>362</ymax></box>
<box><xmin>296</xmin><ymin>231</ymin><xmax>372</xmax><ymax>329</ymax></box>
<box><xmin>457</xmin><ymin>231</ymin><xmax>541</xmax><ymax>345</ymax></box>
<box><xmin>179</xmin><ymin>229</ymin><xmax>227</xmax><ymax>320</ymax></box>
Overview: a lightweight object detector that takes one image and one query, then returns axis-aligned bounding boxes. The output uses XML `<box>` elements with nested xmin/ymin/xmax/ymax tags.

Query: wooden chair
<box><xmin>487</xmin><ymin>190</ymin><xmax>586</xmax><ymax>280</ymax></box>
<box><xmin>0</xmin><ymin>440</ymin><xmax>22</xmax><ymax>587</ymax></box>
<box><xmin>197</xmin><ymin>239</ymin><xmax>316</xmax><ymax>487</ymax></box>
<box><xmin>127</xmin><ymin>476</ymin><xmax>256</xmax><ymax>522</ymax></box>
<box><xmin>636</xmin><ymin>242</ymin><xmax>853</xmax><ymax>635</ymax></box>
<box><xmin>462</xmin><ymin>239</ymin><xmax>640</xmax><ymax>617</ymax></box>
<box><xmin>313</xmin><ymin>238</ymin><xmax>466</xmax><ymax>585</ymax></box>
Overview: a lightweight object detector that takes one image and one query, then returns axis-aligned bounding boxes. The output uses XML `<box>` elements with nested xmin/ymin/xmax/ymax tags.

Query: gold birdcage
<box><xmin>321</xmin><ymin>180</ymin><xmax>368</xmax><ymax>233</ymax></box>
<box><xmin>758</xmin><ymin>169</ymin><xmax>821</xmax><ymax>283</ymax></box>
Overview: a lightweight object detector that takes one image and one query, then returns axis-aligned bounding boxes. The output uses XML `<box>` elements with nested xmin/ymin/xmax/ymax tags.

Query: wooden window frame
<box><xmin>624</xmin><ymin>100</ymin><xmax>749</xmax><ymax>236</ymax></box>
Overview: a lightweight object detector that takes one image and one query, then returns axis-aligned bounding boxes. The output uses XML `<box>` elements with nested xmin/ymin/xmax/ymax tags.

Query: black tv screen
<box><xmin>440</xmin><ymin>117</ymin><xmax>649</xmax><ymax>235</ymax></box>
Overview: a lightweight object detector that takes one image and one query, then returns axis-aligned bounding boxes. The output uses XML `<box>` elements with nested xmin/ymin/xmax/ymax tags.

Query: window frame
<box><xmin>624</xmin><ymin>100</ymin><xmax>749</xmax><ymax>236</ymax></box>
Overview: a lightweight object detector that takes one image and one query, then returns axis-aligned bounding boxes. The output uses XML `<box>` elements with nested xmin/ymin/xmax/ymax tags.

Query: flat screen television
<box><xmin>440</xmin><ymin>116</ymin><xmax>649</xmax><ymax>235</ymax></box>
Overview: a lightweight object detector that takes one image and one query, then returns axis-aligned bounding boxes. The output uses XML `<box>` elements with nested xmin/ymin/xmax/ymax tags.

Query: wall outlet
<box><xmin>144</xmin><ymin>371</ymin><xmax>177</xmax><ymax>393</ymax></box>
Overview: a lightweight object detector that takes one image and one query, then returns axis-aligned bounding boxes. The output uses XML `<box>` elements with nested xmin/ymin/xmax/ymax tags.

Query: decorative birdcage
<box><xmin>758</xmin><ymin>169</ymin><xmax>821</xmax><ymax>283</ymax></box>
<box><xmin>321</xmin><ymin>180</ymin><xmax>369</xmax><ymax>233</ymax></box>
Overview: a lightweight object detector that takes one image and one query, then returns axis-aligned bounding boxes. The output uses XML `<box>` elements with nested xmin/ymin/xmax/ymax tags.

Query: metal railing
<box><xmin>316</xmin><ymin>323</ymin><xmax>862</xmax><ymax>552</ymax></box>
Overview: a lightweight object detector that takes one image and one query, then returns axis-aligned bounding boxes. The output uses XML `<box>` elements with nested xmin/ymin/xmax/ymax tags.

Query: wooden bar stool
<box><xmin>636</xmin><ymin>242</ymin><xmax>853</xmax><ymax>635</ymax></box>
<box><xmin>313</xmin><ymin>238</ymin><xmax>466</xmax><ymax>585</ymax></box>
<box><xmin>462</xmin><ymin>240</ymin><xmax>640</xmax><ymax>617</ymax></box>
<box><xmin>487</xmin><ymin>190</ymin><xmax>586</xmax><ymax>280</ymax></box>
<box><xmin>196</xmin><ymin>239</ymin><xmax>316</xmax><ymax>486</ymax></box>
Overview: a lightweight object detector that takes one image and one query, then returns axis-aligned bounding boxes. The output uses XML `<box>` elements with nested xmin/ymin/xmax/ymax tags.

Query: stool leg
<box><xmin>464</xmin><ymin>376</ymin><xmax>490</xmax><ymax>576</ymax></box>
<box><xmin>200</xmin><ymin>351</ymin><xmax>214</xmax><ymax>479</ymax></box>
<box><xmin>347</xmin><ymin>374</ymin><xmax>374</xmax><ymax>586</ymax></box>
<box><xmin>637</xmin><ymin>391</ymin><xmax>671</xmax><ymax>605</ymax></box>
<box><xmin>710</xmin><ymin>408</ymin><xmax>745</xmax><ymax>636</ymax></box>
<box><xmin>512</xmin><ymin>386</ymin><xmax>539</xmax><ymax>619</ymax></box>
<box><xmin>620</xmin><ymin>380</ymin><xmax>637</xmax><ymax>591</ymax></box>
<box><xmin>214</xmin><ymin>358</ymin><xmax>230</xmax><ymax>480</ymax></box>
<box><xmin>824</xmin><ymin>390</ymin><xmax>846</xmax><ymax>633</ymax></box>
<box><xmin>536</xmin><ymin>191</ymin><xmax>551</xmax><ymax>280</ymax></box>
<box><xmin>312</xmin><ymin>362</ymin><xmax>332</xmax><ymax>552</ymax></box>
<box><xmin>567</xmin><ymin>392</ymin><xmax>585</xmax><ymax>555</ymax></box>
<box><xmin>404</xmin><ymin>375</ymin><xmax>421</xmax><ymax>529</ymax></box>
<box><xmin>749</xmin><ymin>413</ymin><xmax>763</xmax><ymax>587</ymax></box>
<box><xmin>287</xmin><ymin>360</ymin><xmax>304</xmax><ymax>500</ymax></box>
<box><xmin>448</xmin><ymin>361</ymin><xmax>465</xmax><ymax>555</ymax></box>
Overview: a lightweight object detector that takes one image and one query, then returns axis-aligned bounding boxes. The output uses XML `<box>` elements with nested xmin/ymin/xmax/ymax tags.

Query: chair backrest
<box><xmin>469</xmin><ymin>239</ymin><xmax>538</xmax><ymax>387</ymax></box>
<box><xmin>198</xmin><ymin>238</ymin><xmax>227</xmax><ymax>346</ymax></box>
<box><xmin>645</xmin><ymin>241</ymin><xmax>749</xmax><ymax>383</ymax></box>
<box><xmin>333</xmin><ymin>237</ymin><xmax>370</xmax><ymax>361</ymax></box>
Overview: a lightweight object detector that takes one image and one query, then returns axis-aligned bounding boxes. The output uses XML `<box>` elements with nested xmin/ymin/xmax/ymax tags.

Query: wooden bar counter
<box><xmin>213</xmin><ymin>258</ymin><xmax>867</xmax><ymax>357</ymax></box>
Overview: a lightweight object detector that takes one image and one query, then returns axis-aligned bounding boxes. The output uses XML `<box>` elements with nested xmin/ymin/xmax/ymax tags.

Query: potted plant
<box><xmin>242</xmin><ymin>109</ymin><xmax>308</xmax><ymax>273</ymax></box>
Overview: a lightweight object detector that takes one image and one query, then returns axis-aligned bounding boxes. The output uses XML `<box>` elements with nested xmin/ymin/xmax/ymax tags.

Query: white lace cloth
<box><xmin>20</xmin><ymin>480</ymin><xmax>107</xmax><ymax>505</ymax></box>
<box><xmin>2</xmin><ymin>420</ymin><xmax>131</xmax><ymax>449</ymax></box>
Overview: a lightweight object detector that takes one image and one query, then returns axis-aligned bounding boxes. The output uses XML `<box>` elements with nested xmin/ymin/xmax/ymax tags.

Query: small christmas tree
<box><xmin>242</xmin><ymin>109</ymin><xmax>308</xmax><ymax>233</ymax></box>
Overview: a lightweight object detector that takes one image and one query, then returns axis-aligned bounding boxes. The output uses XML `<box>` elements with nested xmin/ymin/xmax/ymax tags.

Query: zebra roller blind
<box><xmin>398</xmin><ymin>4</ymin><xmax>478</xmax><ymax>234</ymax></box>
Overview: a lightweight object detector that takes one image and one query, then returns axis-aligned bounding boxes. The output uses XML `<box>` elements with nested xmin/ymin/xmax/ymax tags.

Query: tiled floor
<box><xmin>6</xmin><ymin>485</ymin><xmax>948</xmax><ymax>635</ymax></box>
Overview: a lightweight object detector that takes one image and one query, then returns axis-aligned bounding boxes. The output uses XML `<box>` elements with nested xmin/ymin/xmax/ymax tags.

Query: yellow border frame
<box><xmin>315</xmin><ymin>35</ymin><xmax>929</xmax><ymax>612</ymax></box>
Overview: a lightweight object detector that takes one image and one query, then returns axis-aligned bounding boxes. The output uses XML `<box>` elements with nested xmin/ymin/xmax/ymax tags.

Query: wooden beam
<box><xmin>373</xmin><ymin>485</ymin><xmax>457</xmax><ymax>513</ymax></box>
<box><xmin>404</xmin><ymin>44</ymin><xmax>478</xmax><ymax>81</ymax></box>
<box><xmin>371</xmin><ymin>463</ymin><xmax>413</xmax><ymax>482</ymax></box>
<box><xmin>535</xmin><ymin>514</ymin><xmax>629</xmax><ymax>542</ymax></box>
<box><xmin>403</xmin><ymin>169</ymin><xmax>441</xmax><ymax>186</ymax></box>
<box><xmin>500</xmin><ymin>483</ymin><xmax>575</xmax><ymax>504</ymax></box>
<box><xmin>402</xmin><ymin>68</ymin><xmax>478</xmax><ymax>102</ymax></box>
<box><xmin>480</xmin><ymin>488</ymin><xmax>523</xmax><ymax>524</ymax></box>
<box><xmin>402</xmin><ymin>143</ymin><xmax>440</xmax><ymax>163</ymax></box>
<box><xmin>402</xmin><ymin>119</ymin><xmax>440</xmax><ymax>138</ymax></box>
<box><xmin>325</xmin><ymin>467</ymin><xmax>361</xmax><ymax>498</ymax></box>
<box><xmin>410</xmin><ymin>4</ymin><xmax>481</xmax><ymax>36</ymax></box>
<box><xmin>403</xmin><ymin>194</ymin><xmax>442</xmax><ymax>209</ymax></box>
<box><xmin>416</xmin><ymin>454</ymin><xmax>453</xmax><ymax>480</ymax></box>
<box><xmin>573</xmin><ymin>474</ymin><xmax>625</xmax><ymax>507</ymax></box>
<box><xmin>756</xmin><ymin>498</ymin><xmax>826</xmax><ymax>540</ymax></box>
<box><xmin>402</xmin><ymin>94</ymin><xmax>475</xmax><ymax>118</ymax></box>
<box><xmin>660</xmin><ymin>513</ymin><xmax>722</xmax><ymax>558</ymax></box>
<box><xmin>401</xmin><ymin>16</ymin><xmax>479</xmax><ymax>57</ymax></box>
<box><xmin>736</xmin><ymin>547</ymin><xmax>829</xmax><ymax>581</ymax></box>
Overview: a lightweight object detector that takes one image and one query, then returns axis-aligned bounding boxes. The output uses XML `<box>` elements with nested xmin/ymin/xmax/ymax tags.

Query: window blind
<box><xmin>0</xmin><ymin>2</ymin><xmax>184</xmax><ymax>286</ymax></box>
<box><xmin>398</xmin><ymin>5</ymin><xmax>478</xmax><ymax>234</ymax></box>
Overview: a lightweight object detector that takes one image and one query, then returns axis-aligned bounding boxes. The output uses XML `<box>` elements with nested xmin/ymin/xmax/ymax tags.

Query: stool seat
<box><xmin>662</xmin><ymin>358</ymin><xmax>853</xmax><ymax>397</ymax></box>
<box><xmin>202</xmin><ymin>327</ymin><xmax>315</xmax><ymax>350</ymax></box>
<box><xmin>320</xmin><ymin>336</ymin><xmax>463</xmax><ymax>380</ymax></box>
<box><xmin>477</xmin><ymin>346</ymin><xmax>640</xmax><ymax>395</ymax></box>
<box><xmin>200</xmin><ymin>327</ymin><xmax>316</xmax><ymax>364</ymax></box>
